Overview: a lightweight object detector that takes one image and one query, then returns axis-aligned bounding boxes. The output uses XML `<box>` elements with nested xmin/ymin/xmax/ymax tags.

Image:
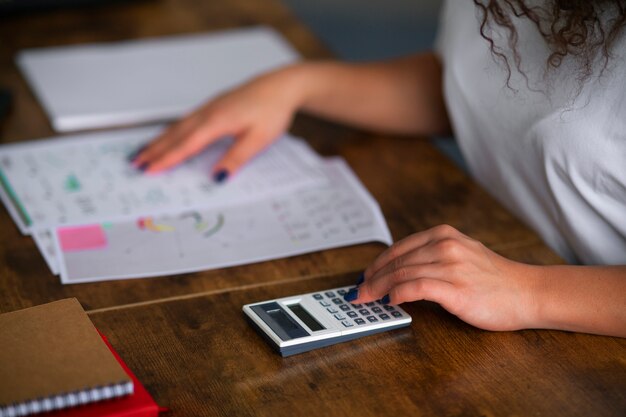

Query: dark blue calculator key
<box><xmin>337</xmin><ymin>289</ymin><xmax>347</xmax><ymax>295</ymax></box>
<box><xmin>354</xmin><ymin>318</ymin><xmax>366</xmax><ymax>325</ymax></box>
<box><xmin>351</xmin><ymin>304</ymin><xmax>362</xmax><ymax>309</ymax></box>
<box><xmin>365</xmin><ymin>302</ymin><xmax>376</xmax><ymax>307</ymax></box>
<box><xmin>347</xmin><ymin>311</ymin><xmax>358</xmax><ymax>318</ymax></box>
<box><xmin>320</xmin><ymin>301</ymin><xmax>331</xmax><ymax>307</ymax></box>
<box><xmin>379</xmin><ymin>314</ymin><xmax>390</xmax><ymax>320</ymax></box>
<box><xmin>358</xmin><ymin>309</ymin><xmax>370</xmax><ymax>316</ymax></box>
<box><xmin>391</xmin><ymin>311</ymin><xmax>403</xmax><ymax>318</ymax></box>
<box><xmin>383</xmin><ymin>305</ymin><xmax>395</xmax><ymax>311</ymax></box>
<box><xmin>325</xmin><ymin>291</ymin><xmax>336</xmax><ymax>298</ymax></box>
<box><xmin>372</xmin><ymin>307</ymin><xmax>382</xmax><ymax>314</ymax></box>
<box><xmin>313</xmin><ymin>294</ymin><xmax>323</xmax><ymax>300</ymax></box>
<box><xmin>332</xmin><ymin>298</ymin><xmax>344</xmax><ymax>305</ymax></box>
<box><xmin>367</xmin><ymin>316</ymin><xmax>378</xmax><ymax>323</ymax></box>
<box><xmin>339</xmin><ymin>304</ymin><xmax>351</xmax><ymax>312</ymax></box>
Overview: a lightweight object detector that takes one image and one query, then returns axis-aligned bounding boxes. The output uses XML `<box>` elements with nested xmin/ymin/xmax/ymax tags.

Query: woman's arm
<box><xmin>344</xmin><ymin>225</ymin><xmax>626</xmax><ymax>337</ymax></box>
<box><xmin>132</xmin><ymin>52</ymin><xmax>451</xmax><ymax>176</ymax></box>
<box><xmin>298</xmin><ymin>53</ymin><xmax>451</xmax><ymax>136</ymax></box>
<box><xmin>529</xmin><ymin>265</ymin><xmax>626</xmax><ymax>336</ymax></box>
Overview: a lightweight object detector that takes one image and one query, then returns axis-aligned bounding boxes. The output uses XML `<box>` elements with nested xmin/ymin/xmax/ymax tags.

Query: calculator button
<box><xmin>339</xmin><ymin>304</ymin><xmax>351</xmax><ymax>312</ymax></box>
<box><xmin>379</xmin><ymin>314</ymin><xmax>390</xmax><ymax>320</ymax></box>
<box><xmin>351</xmin><ymin>304</ymin><xmax>362</xmax><ymax>309</ymax></box>
<box><xmin>383</xmin><ymin>305</ymin><xmax>395</xmax><ymax>311</ymax></box>
<box><xmin>341</xmin><ymin>320</ymin><xmax>354</xmax><ymax>328</ymax></box>
<box><xmin>337</xmin><ymin>289</ymin><xmax>347</xmax><ymax>295</ymax></box>
<box><xmin>334</xmin><ymin>313</ymin><xmax>346</xmax><ymax>320</ymax></box>
<box><xmin>313</xmin><ymin>294</ymin><xmax>323</xmax><ymax>300</ymax></box>
<box><xmin>367</xmin><ymin>316</ymin><xmax>378</xmax><ymax>323</ymax></box>
<box><xmin>391</xmin><ymin>311</ymin><xmax>402</xmax><ymax>318</ymax></box>
<box><xmin>347</xmin><ymin>311</ymin><xmax>358</xmax><ymax>318</ymax></box>
<box><xmin>354</xmin><ymin>318</ymin><xmax>366</xmax><ymax>325</ymax></box>
<box><xmin>325</xmin><ymin>291</ymin><xmax>336</xmax><ymax>298</ymax></box>
<box><xmin>327</xmin><ymin>307</ymin><xmax>338</xmax><ymax>314</ymax></box>
<box><xmin>365</xmin><ymin>302</ymin><xmax>376</xmax><ymax>307</ymax></box>
<box><xmin>358</xmin><ymin>309</ymin><xmax>370</xmax><ymax>316</ymax></box>
<box><xmin>320</xmin><ymin>301</ymin><xmax>331</xmax><ymax>307</ymax></box>
<box><xmin>372</xmin><ymin>307</ymin><xmax>382</xmax><ymax>314</ymax></box>
<box><xmin>332</xmin><ymin>298</ymin><xmax>344</xmax><ymax>305</ymax></box>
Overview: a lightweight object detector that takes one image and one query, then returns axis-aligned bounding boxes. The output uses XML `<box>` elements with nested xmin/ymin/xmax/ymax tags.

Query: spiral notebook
<box><xmin>0</xmin><ymin>299</ymin><xmax>133</xmax><ymax>417</ymax></box>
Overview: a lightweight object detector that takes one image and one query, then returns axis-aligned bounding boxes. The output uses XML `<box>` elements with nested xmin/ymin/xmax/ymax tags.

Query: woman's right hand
<box><xmin>130</xmin><ymin>65</ymin><xmax>305</xmax><ymax>181</ymax></box>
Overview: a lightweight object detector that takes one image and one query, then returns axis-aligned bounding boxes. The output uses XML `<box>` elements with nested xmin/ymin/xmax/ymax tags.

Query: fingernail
<box><xmin>381</xmin><ymin>294</ymin><xmax>390</xmax><ymax>305</ymax></box>
<box><xmin>138</xmin><ymin>162</ymin><xmax>149</xmax><ymax>172</ymax></box>
<box><xmin>128</xmin><ymin>144</ymin><xmax>147</xmax><ymax>162</ymax></box>
<box><xmin>213</xmin><ymin>169</ymin><xmax>229</xmax><ymax>183</ymax></box>
<box><xmin>344</xmin><ymin>288</ymin><xmax>359</xmax><ymax>302</ymax></box>
<box><xmin>355</xmin><ymin>272</ymin><xmax>365</xmax><ymax>286</ymax></box>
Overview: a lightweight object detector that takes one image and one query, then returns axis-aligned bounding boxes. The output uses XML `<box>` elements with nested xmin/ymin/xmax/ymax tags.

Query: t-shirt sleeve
<box><xmin>433</xmin><ymin>0</ymin><xmax>451</xmax><ymax>59</ymax></box>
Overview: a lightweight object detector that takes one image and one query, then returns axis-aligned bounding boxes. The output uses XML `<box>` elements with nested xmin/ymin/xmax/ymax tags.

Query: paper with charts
<box><xmin>54</xmin><ymin>159</ymin><xmax>391</xmax><ymax>283</ymax></box>
<box><xmin>0</xmin><ymin>126</ymin><xmax>392</xmax><ymax>283</ymax></box>
<box><xmin>0</xmin><ymin>124</ymin><xmax>325</xmax><ymax>234</ymax></box>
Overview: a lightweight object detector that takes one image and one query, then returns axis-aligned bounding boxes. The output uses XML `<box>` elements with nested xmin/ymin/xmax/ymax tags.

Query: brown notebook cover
<box><xmin>0</xmin><ymin>298</ymin><xmax>133</xmax><ymax>416</ymax></box>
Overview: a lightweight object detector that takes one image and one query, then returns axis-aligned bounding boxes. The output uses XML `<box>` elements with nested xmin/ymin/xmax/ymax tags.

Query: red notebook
<box><xmin>47</xmin><ymin>333</ymin><xmax>168</xmax><ymax>417</ymax></box>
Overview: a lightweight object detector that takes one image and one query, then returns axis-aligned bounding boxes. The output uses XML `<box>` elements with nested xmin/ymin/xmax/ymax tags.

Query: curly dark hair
<box><xmin>473</xmin><ymin>0</ymin><xmax>626</xmax><ymax>88</ymax></box>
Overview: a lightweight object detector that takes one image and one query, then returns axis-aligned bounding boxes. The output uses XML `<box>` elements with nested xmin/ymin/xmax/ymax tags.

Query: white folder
<box><xmin>17</xmin><ymin>26</ymin><xmax>300</xmax><ymax>132</ymax></box>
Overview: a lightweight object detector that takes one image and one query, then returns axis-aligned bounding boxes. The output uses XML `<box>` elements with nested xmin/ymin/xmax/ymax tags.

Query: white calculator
<box><xmin>243</xmin><ymin>286</ymin><xmax>412</xmax><ymax>356</ymax></box>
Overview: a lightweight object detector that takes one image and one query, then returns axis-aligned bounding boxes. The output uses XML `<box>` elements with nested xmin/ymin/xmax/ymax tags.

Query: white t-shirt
<box><xmin>435</xmin><ymin>1</ymin><xmax>626</xmax><ymax>265</ymax></box>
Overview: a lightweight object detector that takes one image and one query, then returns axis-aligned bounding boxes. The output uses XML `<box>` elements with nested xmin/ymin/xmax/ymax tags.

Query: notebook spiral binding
<box><xmin>0</xmin><ymin>380</ymin><xmax>133</xmax><ymax>417</ymax></box>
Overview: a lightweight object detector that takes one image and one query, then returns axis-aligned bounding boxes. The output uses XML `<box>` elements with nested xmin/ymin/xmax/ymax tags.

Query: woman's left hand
<box><xmin>345</xmin><ymin>224</ymin><xmax>538</xmax><ymax>331</ymax></box>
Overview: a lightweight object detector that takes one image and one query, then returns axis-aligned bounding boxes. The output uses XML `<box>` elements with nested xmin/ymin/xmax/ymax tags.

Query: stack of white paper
<box><xmin>0</xmin><ymin>125</ymin><xmax>392</xmax><ymax>283</ymax></box>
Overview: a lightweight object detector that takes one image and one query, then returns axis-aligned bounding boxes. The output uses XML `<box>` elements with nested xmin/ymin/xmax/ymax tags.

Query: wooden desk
<box><xmin>0</xmin><ymin>0</ymin><xmax>624</xmax><ymax>415</ymax></box>
<box><xmin>89</xmin><ymin>276</ymin><xmax>626</xmax><ymax>417</ymax></box>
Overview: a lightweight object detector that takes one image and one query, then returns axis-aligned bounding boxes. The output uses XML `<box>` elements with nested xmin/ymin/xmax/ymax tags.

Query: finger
<box><xmin>354</xmin><ymin>262</ymin><xmax>447</xmax><ymax>303</ymax></box>
<box><xmin>366</xmin><ymin>248</ymin><xmax>450</xmax><ymax>297</ymax></box>
<box><xmin>370</xmin><ymin>240</ymin><xmax>445</xmax><ymax>280</ymax></box>
<box><xmin>388</xmin><ymin>278</ymin><xmax>457</xmax><ymax>307</ymax></box>
<box><xmin>211</xmin><ymin>129</ymin><xmax>275</xmax><ymax>180</ymax></box>
<box><xmin>131</xmin><ymin>116</ymin><xmax>199</xmax><ymax>167</ymax></box>
<box><xmin>145</xmin><ymin>120</ymin><xmax>231</xmax><ymax>173</ymax></box>
<box><xmin>364</xmin><ymin>224</ymin><xmax>461</xmax><ymax>280</ymax></box>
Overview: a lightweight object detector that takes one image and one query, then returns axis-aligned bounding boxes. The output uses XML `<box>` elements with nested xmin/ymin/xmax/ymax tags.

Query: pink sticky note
<box><xmin>58</xmin><ymin>224</ymin><xmax>108</xmax><ymax>252</ymax></box>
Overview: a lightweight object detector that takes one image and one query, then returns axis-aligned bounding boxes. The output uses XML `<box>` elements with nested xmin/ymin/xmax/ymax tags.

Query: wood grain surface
<box><xmin>88</xmin><ymin>275</ymin><xmax>626</xmax><ymax>417</ymax></box>
<box><xmin>1</xmin><ymin>1</ymin><xmax>623</xmax><ymax>416</ymax></box>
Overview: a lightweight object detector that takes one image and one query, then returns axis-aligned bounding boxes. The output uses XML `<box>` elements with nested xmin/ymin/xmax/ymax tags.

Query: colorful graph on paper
<box><xmin>55</xmin><ymin>159</ymin><xmax>392</xmax><ymax>283</ymax></box>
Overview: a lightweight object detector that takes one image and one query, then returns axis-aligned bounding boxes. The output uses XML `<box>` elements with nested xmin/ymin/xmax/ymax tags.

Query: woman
<box><xmin>131</xmin><ymin>1</ymin><xmax>626</xmax><ymax>337</ymax></box>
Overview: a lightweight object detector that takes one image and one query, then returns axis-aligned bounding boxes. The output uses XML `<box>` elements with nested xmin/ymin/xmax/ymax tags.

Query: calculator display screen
<box><xmin>288</xmin><ymin>304</ymin><xmax>325</xmax><ymax>332</ymax></box>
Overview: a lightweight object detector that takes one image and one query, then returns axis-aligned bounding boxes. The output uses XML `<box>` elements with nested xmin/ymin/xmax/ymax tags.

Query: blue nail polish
<box><xmin>213</xmin><ymin>169</ymin><xmax>229</xmax><ymax>183</ymax></box>
<box><xmin>381</xmin><ymin>294</ymin><xmax>390</xmax><ymax>305</ymax></box>
<box><xmin>138</xmin><ymin>162</ymin><xmax>149</xmax><ymax>172</ymax></box>
<box><xmin>344</xmin><ymin>288</ymin><xmax>359</xmax><ymax>302</ymax></box>
<box><xmin>356</xmin><ymin>272</ymin><xmax>365</xmax><ymax>286</ymax></box>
